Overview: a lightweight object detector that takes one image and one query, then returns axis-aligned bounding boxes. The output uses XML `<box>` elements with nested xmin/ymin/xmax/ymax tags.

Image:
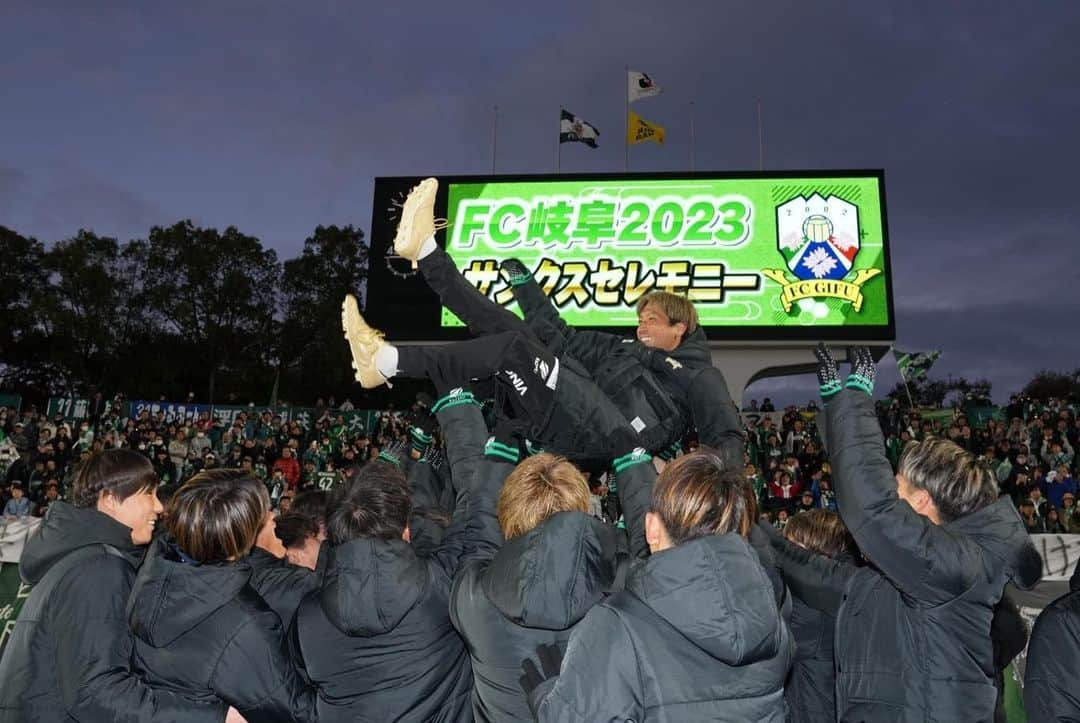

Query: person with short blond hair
<box><xmin>451</xmin><ymin>424</ymin><xmax>655</xmax><ymax>722</ymax></box>
<box><xmin>525</xmin><ymin>450</ymin><xmax>792</xmax><ymax>721</ymax></box>
<box><xmin>495</xmin><ymin>453</ymin><xmax>590</xmax><ymax>539</ymax></box>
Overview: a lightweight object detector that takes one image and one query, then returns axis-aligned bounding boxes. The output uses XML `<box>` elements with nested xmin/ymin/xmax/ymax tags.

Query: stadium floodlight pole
<box><xmin>756</xmin><ymin>98</ymin><xmax>765</xmax><ymax>171</ymax></box>
<box><xmin>491</xmin><ymin>105</ymin><xmax>498</xmax><ymax>174</ymax></box>
<box><xmin>557</xmin><ymin>106</ymin><xmax>562</xmax><ymax>174</ymax></box>
<box><xmin>689</xmin><ymin>101</ymin><xmax>696</xmax><ymax>172</ymax></box>
<box><xmin>624</xmin><ymin>65</ymin><xmax>630</xmax><ymax>172</ymax></box>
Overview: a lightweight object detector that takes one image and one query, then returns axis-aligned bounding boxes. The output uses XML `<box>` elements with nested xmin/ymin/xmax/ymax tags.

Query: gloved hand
<box><xmin>814</xmin><ymin>343</ymin><xmax>842</xmax><ymax>400</ymax></box>
<box><xmin>519</xmin><ymin>643</ymin><xmax>563</xmax><ymax>698</ymax></box>
<box><xmin>377</xmin><ymin>439</ymin><xmax>410</xmax><ymax>467</ymax></box>
<box><xmin>486</xmin><ymin>412</ymin><xmax>529</xmax><ymax>464</ymax></box>
<box><xmin>500</xmin><ymin>258</ymin><xmax>533</xmax><ymax>286</ymax></box>
<box><xmin>845</xmin><ymin>347</ymin><xmax>876</xmax><ymax>396</ymax></box>
<box><xmin>420</xmin><ymin>445</ymin><xmax>444</xmax><ymax>470</ymax></box>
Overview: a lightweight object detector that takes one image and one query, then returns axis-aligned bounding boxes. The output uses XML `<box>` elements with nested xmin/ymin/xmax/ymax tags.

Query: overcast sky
<box><xmin>2</xmin><ymin>1</ymin><xmax>1077</xmax><ymax>404</ymax></box>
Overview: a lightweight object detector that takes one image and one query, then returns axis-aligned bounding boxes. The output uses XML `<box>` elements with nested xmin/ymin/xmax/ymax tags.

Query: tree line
<box><xmin>0</xmin><ymin>222</ymin><xmax>403</xmax><ymax>408</ymax></box>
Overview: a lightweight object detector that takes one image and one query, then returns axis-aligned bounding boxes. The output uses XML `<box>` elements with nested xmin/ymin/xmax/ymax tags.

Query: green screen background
<box><xmin>443</xmin><ymin>176</ymin><xmax>888</xmax><ymax>329</ymax></box>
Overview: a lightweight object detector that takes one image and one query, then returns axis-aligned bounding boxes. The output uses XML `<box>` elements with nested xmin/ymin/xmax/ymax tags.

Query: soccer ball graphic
<box><xmin>802</xmin><ymin>214</ymin><xmax>833</xmax><ymax>243</ymax></box>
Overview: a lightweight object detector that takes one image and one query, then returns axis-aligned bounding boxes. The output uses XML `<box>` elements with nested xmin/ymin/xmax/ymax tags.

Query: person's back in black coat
<box><xmin>290</xmin><ymin>400</ymin><xmax>486</xmax><ymax>722</ymax></box>
<box><xmin>128</xmin><ymin>536</ymin><xmax>316</xmax><ymax>722</ymax></box>
<box><xmin>1024</xmin><ymin>559</ymin><xmax>1080</xmax><ymax>720</ymax></box>
<box><xmin>0</xmin><ymin>502</ymin><xmax>225</xmax><ymax>723</ymax></box>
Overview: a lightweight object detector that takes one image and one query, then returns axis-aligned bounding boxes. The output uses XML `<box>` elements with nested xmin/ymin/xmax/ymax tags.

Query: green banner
<box><xmin>0</xmin><ymin>563</ymin><xmax>31</xmax><ymax>658</ymax></box>
<box><xmin>46</xmin><ymin>397</ymin><xmax>91</xmax><ymax>421</ymax></box>
<box><xmin>444</xmin><ymin>174</ymin><xmax>890</xmax><ymax>331</ymax></box>
<box><xmin>0</xmin><ymin>395</ymin><xmax>21</xmax><ymax>413</ymax></box>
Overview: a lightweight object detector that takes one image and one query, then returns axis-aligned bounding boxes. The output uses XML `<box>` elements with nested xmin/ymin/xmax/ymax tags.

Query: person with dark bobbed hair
<box><xmin>523</xmin><ymin>450</ymin><xmax>793</xmax><ymax>721</ymax></box>
<box><xmin>127</xmin><ymin>469</ymin><xmax>316</xmax><ymax>723</ymax></box>
<box><xmin>764</xmin><ymin>509</ymin><xmax>856</xmax><ymax>723</ymax></box>
<box><xmin>0</xmin><ymin>449</ymin><xmax>235</xmax><ymax>722</ymax></box>
<box><xmin>768</xmin><ymin>346</ymin><xmax>1041</xmax><ymax>722</ymax></box>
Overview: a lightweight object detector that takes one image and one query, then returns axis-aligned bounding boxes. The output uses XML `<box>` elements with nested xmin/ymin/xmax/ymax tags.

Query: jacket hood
<box><xmin>483</xmin><ymin>511</ymin><xmax>618</xmax><ymax>630</ymax></box>
<box><xmin>319</xmin><ymin>537</ymin><xmax>427</xmax><ymax>636</ymax></box>
<box><xmin>949</xmin><ymin>496</ymin><xmax>1042</xmax><ymax>590</ymax></box>
<box><xmin>19</xmin><ymin>501</ymin><xmax>141</xmax><ymax>584</ymax></box>
<box><xmin>670</xmin><ymin>327</ymin><xmax>712</xmax><ymax>368</ymax></box>
<box><xmin>627</xmin><ymin>534</ymin><xmax>784</xmax><ymax>665</ymax></box>
<box><xmin>128</xmin><ymin>536</ymin><xmax>254</xmax><ymax>647</ymax></box>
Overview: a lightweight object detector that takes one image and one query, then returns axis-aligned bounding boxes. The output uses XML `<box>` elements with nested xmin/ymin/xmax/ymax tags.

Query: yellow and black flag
<box><xmin>627</xmin><ymin>110</ymin><xmax>665</xmax><ymax>145</ymax></box>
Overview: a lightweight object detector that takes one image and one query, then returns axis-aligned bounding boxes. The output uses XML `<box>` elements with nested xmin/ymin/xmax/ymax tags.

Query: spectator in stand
<box><xmin>768</xmin><ymin>470</ymin><xmax>802</xmax><ymax>513</ymax></box>
<box><xmin>1028</xmin><ymin>486</ymin><xmax>1050</xmax><ymax>518</ymax></box>
<box><xmin>1047</xmin><ymin>464</ymin><xmax>1077</xmax><ymax>509</ymax></box>
<box><xmin>3</xmin><ymin>482</ymin><xmax>31</xmax><ymax>518</ymax></box>
<box><xmin>1062</xmin><ymin>492</ymin><xmax>1080</xmax><ymax>533</ymax></box>
<box><xmin>1019</xmin><ymin>501</ymin><xmax>1044</xmax><ymax>534</ymax></box>
<box><xmin>1042</xmin><ymin>437</ymin><xmax>1074</xmax><ymax>470</ymax></box>
<box><xmin>795</xmin><ymin>490</ymin><xmax>816</xmax><ymax>514</ymax></box>
<box><xmin>34</xmin><ymin>483</ymin><xmax>62</xmax><ymax>516</ymax></box>
<box><xmin>1044</xmin><ymin>507</ymin><xmax>1067</xmax><ymax>534</ymax></box>
<box><xmin>273</xmin><ymin>447</ymin><xmax>301</xmax><ymax>487</ymax></box>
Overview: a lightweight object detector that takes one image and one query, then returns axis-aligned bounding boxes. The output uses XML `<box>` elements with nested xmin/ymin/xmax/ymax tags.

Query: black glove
<box><xmin>377</xmin><ymin>439</ymin><xmax>410</xmax><ymax>467</ymax></box>
<box><xmin>500</xmin><ymin>258</ymin><xmax>533</xmax><ymax>286</ymax></box>
<box><xmin>814</xmin><ymin>343</ymin><xmax>842</xmax><ymax>400</ymax></box>
<box><xmin>845</xmin><ymin>347</ymin><xmax>876</xmax><ymax>396</ymax></box>
<box><xmin>519</xmin><ymin>643</ymin><xmax>563</xmax><ymax>698</ymax></box>
<box><xmin>420</xmin><ymin>445</ymin><xmax>444</xmax><ymax>470</ymax></box>
<box><xmin>486</xmin><ymin>413</ymin><xmax>529</xmax><ymax>465</ymax></box>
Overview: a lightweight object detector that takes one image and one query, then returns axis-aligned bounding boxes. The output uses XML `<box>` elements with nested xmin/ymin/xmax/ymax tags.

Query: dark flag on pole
<box><xmin>559</xmin><ymin>109</ymin><xmax>599</xmax><ymax>148</ymax></box>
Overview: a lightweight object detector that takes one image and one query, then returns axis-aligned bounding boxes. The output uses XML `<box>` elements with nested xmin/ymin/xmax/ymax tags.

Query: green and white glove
<box><xmin>845</xmin><ymin>347</ymin><xmax>876</xmax><ymax>396</ymax></box>
<box><xmin>814</xmin><ymin>343</ymin><xmax>842</xmax><ymax>400</ymax></box>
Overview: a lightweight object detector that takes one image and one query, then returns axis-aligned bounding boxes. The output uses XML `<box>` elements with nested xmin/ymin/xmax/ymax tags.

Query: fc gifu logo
<box><xmin>778</xmin><ymin>194</ymin><xmax>860</xmax><ymax>281</ymax></box>
<box><xmin>763</xmin><ymin>193</ymin><xmax>881</xmax><ymax>314</ymax></box>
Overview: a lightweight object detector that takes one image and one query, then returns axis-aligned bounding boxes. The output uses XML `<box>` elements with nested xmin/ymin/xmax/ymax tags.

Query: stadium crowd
<box><xmin>0</xmin><ymin>178</ymin><xmax>1076</xmax><ymax>722</ymax></box>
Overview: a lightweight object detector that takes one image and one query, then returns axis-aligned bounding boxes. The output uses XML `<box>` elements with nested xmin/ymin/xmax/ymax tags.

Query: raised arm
<box><xmin>688</xmin><ymin>365</ymin><xmax>744</xmax><ymax>472</ymax></box>
<box><xmin>424</xmin><ymin>389</ymin><xmax>488</xmax><ymax>588</ymax></box>
<box><xmin>817</xmin><ymin>346</ymin><xmax>978</xmax><ymax>604</ymax></box>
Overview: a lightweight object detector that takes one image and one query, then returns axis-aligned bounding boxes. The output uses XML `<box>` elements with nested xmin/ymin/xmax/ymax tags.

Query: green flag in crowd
<box><xmin>894</xmin><ymin>348</ymin><xmax>942</xmax><ymax>382</ymax></box>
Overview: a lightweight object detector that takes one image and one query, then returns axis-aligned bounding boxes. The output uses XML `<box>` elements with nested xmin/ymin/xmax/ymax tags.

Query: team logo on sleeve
<box><xmin>763</xmin><ymin>193</ymin><xmax>881</xmax><ymax>314</ymax></box>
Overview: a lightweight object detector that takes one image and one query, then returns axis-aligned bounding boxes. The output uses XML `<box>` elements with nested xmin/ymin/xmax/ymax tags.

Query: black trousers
<box><xmin>395</xmin><ymin>249</ymin><xmax>637</xmax><ymax>463</ymax></box>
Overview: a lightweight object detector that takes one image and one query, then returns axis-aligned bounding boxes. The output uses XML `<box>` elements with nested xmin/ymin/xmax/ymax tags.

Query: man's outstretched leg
<box><xmin>394</xmin><ymin>177</ymin><xmax>525</xmax><ymax>337</ymax></box>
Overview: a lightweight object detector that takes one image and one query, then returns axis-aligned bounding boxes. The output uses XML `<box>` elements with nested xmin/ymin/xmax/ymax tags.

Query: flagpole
<box><xmin>756</xmin><ymin>98</ymin><xmax>765</xmax><ymax>171</ymax></box>
<box><xmin>689</xmin><ymin>101</ymin><xmax>696</xmax><ymax>172</ymax></box>
<box><xmin>491</xmin><ymin>105</ymin><xmax>498</xmax><ymax>174</ymax></box>
<box><xmin>624</xmin><ymin>65</ymin><xmax>630</xmax><ymax>172</ymax></box>
<box><xmin>556</xmin><ymin>106</ymin><xmax>562</xmax><ymax>174</ymax></box>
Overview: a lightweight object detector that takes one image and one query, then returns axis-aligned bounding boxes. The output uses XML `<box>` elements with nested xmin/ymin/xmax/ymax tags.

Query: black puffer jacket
<box><xmin>246</xmin><ymin>545</ymin><xmax>321</xmax><ymax>627</ymax></box>
<box><xmin>1024</xmin><ymin>588</ymin><xmax>1080</xmax><ymax>721</ymax></box>
<box><xmin>452</xmin><ymin>511</ymin><xmax>621</xmax><ymax>722</ymax></box>
<box><xmin>532</xmin><ymin>533</ymin><xmax>793</xmax><ymax>722</ymax></box>
<box><xmin>516</xmin><ymin>278</ymin><xmax>742</xmax><ymax>466</ymax></box>
<box><xmin>290</xmin><ymin>403</ymin><xmax>485</xmax><ymax>722</ymax></box>
<box><xmin>0</xmin><ymin>503</ymin><xmax>225</xmax><ymax>723</ymax></box>
<box><xmin>813</xmin><ymin>391</ymin><xmax>1041</xmax><ymax>722</ymax></box>
<box><xmin>128</xmin><ymin>537</ymin><xmax>316</xmax><ymax>723</ymax></box>
<box><xmin>786</xmin><ymin>596</ymin><xmax>838</xmax><ymax>723</ymax></box>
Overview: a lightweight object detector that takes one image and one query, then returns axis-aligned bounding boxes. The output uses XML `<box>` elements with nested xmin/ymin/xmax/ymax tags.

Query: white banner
<box><xmin>0</xmin><ymin>518</ymin><xmax>41</xmax><ymax>564</ymax></box>
<box><xmin>1028</xmin><ymin>533</ymin><xmax>1080</xmax><ymax>581</ymax></box>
